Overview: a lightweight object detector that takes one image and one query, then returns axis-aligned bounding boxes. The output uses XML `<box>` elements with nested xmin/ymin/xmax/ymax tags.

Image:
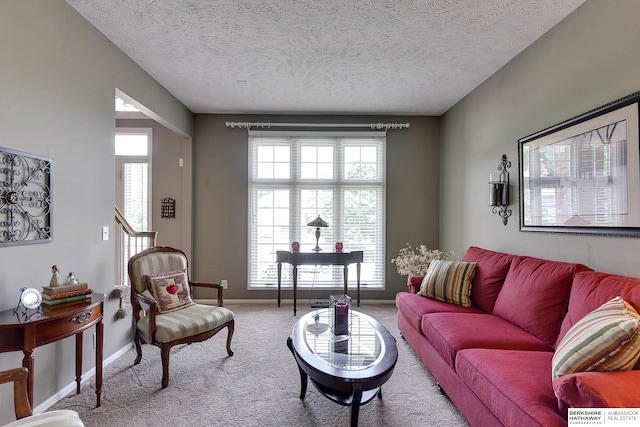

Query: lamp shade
<box><xmin>307</xmin><ymin>216</ymin><xmax>329</xmax><ymax>228</ymax></box>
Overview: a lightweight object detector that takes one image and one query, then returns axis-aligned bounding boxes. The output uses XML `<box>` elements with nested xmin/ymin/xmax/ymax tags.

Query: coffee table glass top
<box><xmin>303</xmin><ymin>309</ymin><xmax>383</xmax><ymax>371</ymax></box>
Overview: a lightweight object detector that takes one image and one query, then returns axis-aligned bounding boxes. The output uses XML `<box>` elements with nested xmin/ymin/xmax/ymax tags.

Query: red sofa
<box><xmin>396</xmin><ymin>246</ymin><xmax>640</xmax><ymax>427</ymax></box>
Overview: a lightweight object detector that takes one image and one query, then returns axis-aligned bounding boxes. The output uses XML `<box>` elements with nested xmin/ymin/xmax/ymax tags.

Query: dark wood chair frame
<box><xmin>127</xmin><ymin>246</ymin><xmax>234</xmax><ymax>388</ymax></box>
<box><xmin>0</xmin><ymin>367</ymin><xmax>33</xmax><ymax>420</ymax></box>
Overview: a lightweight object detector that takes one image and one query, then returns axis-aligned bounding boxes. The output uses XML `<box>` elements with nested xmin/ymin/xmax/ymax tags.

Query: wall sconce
<box><xmin>489</xmin><ymin>154</ymin><xmax>512</xmax><ymax>225</ymax></box>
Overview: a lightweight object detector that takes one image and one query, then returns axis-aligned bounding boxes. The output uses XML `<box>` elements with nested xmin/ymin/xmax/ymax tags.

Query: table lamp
<box><xmin>307</xmin><ymin>215</ymin><xmax>329</xmax><ymax>252</ymax></box>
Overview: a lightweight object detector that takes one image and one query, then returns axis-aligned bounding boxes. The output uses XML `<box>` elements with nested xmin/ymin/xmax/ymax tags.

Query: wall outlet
<box><xmin>221</xmin><ymin>279</ymin><xmax>228</xmax><ymax>289</ymax></box>
<box><xmin>101</xmin><ymin>226</ymin><xmax>109</xmax><ymax>241</ymax></box>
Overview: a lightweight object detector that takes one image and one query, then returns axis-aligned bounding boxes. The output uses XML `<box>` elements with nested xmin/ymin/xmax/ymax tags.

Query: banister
<box><xmin>115</xmin><ymin>205</ymin><xmax>157</xmax><ymax>247</ymax></box>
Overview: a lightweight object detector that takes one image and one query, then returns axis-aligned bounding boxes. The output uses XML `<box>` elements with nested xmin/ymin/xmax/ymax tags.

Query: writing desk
<box><xmin>276</xmin><ymin>251</ymin><xmax>363</xmax><ymax>315</ymax></box>
<box><xmin>0</xmin><ymin>293</ymin><xmax>105</xmax><ymax>408</ymax></box>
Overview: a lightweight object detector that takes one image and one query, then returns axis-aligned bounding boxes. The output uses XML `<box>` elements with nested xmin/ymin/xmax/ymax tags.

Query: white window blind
<box><xmin>248</xmin><ymin>133</ymin><xmax>385</xmax><ymax>290</ymax></box>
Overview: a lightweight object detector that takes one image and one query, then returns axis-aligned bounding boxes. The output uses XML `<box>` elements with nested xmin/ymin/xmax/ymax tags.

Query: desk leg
<box><xmin>277</xmin><ymin>262</ymin><xmax>282</xmax><ymax>307</ymax></box>
<box><xmin>343</xmin><ymin>265</ymin><xmax>349</xmax><ymax>295</ymax></box>
<box><xmin>23</xmin><ymin>327</ymin><xmax>36</xmax><ymax>407</ymax></box>
<box><xmin>22</xmin><ymin>350</ymin><xmax>35</xmax><ymax>408</ymax></box>
<box><xmin>96</xmin><ymin>320</ymin><xmax>103</xmax><ymax>407</ymax></box>
<box><xmin>75</xmin><ymin>332</ymin><xmax>83</xmax><ymax>394</ymax></box>
<box><xmin>293</xmin><ymin>266</ymin><xmax>298</xmax><ymax>316</ymax></box>
<box><xmin>356</xmin><ymin>262</ymin><xmax>361</xmax><ymax>307</ymax></box>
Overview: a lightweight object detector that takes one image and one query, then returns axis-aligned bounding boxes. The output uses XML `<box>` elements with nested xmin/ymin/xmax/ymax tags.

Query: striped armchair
<box><xmin>127</xmin><ymin>246</ymin><xmax>234</xmax><ymax>388</ymax></box>
<box><xmin>0</xmin><ymin>368</ymin><xmax>84</xmax><ymax>427</ymax></box>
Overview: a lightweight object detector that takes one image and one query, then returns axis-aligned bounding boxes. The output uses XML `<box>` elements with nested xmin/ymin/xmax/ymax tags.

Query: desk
<box><xmin>276</xmin><ymin>251</ymin><xmax>363</xmax><ymax>315</ymax></box>
<box><xmin>0</xmin><ymin>293</ymin><xmax>105</xmax><ymax>408</ymax></box>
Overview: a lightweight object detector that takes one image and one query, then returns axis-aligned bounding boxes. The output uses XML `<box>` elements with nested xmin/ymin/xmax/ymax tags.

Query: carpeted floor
<box><xmin>49</xmin><ymin>302</ymin><xmax>469</xmax><ymax>426</ymax></box>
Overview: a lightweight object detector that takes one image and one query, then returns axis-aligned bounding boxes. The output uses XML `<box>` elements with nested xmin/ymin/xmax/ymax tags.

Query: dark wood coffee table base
<box><xmin>286</xmin><ymin>310</ymin><xmax>397</xmax><ymax>427</ymax></box>
<box><xmin>287</xmin><ymin>338</ymin><xmax>381</xmax><ymax>426</ymax></box>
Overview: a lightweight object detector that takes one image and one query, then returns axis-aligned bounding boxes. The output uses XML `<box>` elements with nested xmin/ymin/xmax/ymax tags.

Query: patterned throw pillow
<box><xmin>417</xmin><ymin>260</ymin><xmax>477</xmax><ymax>307</ymax></box>
<box><xmin>552</xmin><ymin>296</ymin><xmax>640</xmax><ymax>381</ymax></box>
<box><xmin>144</xmin><ymin>268</ymin><xmax>194</xmax><ymax>314</ymax></box>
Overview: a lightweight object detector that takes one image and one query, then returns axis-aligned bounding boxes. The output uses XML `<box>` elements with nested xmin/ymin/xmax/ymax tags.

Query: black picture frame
<box><xmin>519</xmin><ymin>92</ymin><xmax>640</xmax><ymax>236</ymax></box>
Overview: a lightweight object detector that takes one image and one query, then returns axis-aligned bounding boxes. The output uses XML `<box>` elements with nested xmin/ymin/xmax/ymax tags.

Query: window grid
<box><xmin>249</xmin><ymin>135</ymin><xmax>385</xmax><ymax>289</ymax></box>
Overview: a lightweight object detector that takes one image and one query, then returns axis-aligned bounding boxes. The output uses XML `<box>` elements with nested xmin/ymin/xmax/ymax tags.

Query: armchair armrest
<box><xmin>132</xmin><ymin>292</ymin><xmax>157</xmax><ymax>341</ymax></box>
<box><xmin>407</xmin><ymin>275</ymin><xmax>424</xmax><ymax>294</ymax></box>
<box><xmin>0</xmin><ymin>367</ymin><xmax>32</xmax><ymax>419</ymax></box>
<box><xmin>190</xmin><ymin>281</ymin><xmax>224</xmax><ymax>307</ymax></box>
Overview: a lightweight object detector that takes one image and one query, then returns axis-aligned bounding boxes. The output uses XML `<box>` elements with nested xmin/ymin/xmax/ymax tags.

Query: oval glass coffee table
<box><xmin>287</xmin><ymin>309</ymin><xmax>397</xmax><ymax>427</ymax></box>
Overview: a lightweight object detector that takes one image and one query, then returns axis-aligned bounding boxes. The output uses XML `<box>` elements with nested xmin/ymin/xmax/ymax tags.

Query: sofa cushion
<box><xmin>462</xmin><ymin>246</ymin><xmax>514</xmax><ymax>313</ymax></box>
<box><xmin>395</xmin><ymin>292</ymin><xmax>483</xmax><ymax>333</ymax></box>
<box><xmin>456</xmin><ymin>349</ymin><xmax>566</xmax><ymax>427</ymax></box>
<box><xmin>493</xmin><ymin>256</ymin><xmax>590</xmax><ymax>348</ymax></box>
<box><xmin>421</xmin><ymin>312</ymin><xmax>552</xmax><ymax>368</ymax></box>
<box><xmin>553</xmin><ymin>371</ymin><xmax>640</xmax><ymax>414</ymax></box>
<box><xmin>558</xmin><ymin>271</ymin><xmax>640</xmax><ymax>344</ymax></box>
<box><xmin>417</xmin><ymin>260</ymin><xmax>477</xmax><ymax>307</ymax></box>
<box><xmin>552</xmin><ymin>296</ymin><xmax>640</xmax><ymax>380</ymax></box>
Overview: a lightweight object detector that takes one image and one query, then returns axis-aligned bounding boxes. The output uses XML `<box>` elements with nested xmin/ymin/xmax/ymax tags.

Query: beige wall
<box><xmin>191</xmin><ymin>114</ymin><xmax>441</xmax><ymax>302</ymax></box>
<box><xmin>440</xmin><ymin>0</ymin><xmax>640</xmax><ymax>276</ymax></box>
<box><xmin>0</xmin><ymin>1</ymin><xmax>192</xmax><ymax>421</ymax></box>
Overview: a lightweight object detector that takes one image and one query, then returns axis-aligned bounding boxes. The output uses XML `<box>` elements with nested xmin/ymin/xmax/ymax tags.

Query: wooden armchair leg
<box><xmin>161</xmin><ymin>345</ymin><xmax>171</xmax><ymax>389</ymax></box>
<box><xmin>134</xmin><ymin>333</ymin><xmax>143</xmax><ymax>365</ymax></box>
<box><xmin>226</xmin><ymin>319</ymin><xmax>235</xmax><ymax>357</ymax></box>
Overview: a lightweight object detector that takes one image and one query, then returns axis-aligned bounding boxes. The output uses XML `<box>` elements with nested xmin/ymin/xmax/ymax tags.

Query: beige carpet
<box><xmin>49</xmin><ymin>302</ymin><xmax>469</xmax><ymax>426</ymax></box>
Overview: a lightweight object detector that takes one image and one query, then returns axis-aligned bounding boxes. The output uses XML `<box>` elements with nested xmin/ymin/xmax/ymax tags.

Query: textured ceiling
<box><xmin>66</xmin><ymin>0</ymin><xmax>586</xmax><ymax>115</ymax></box>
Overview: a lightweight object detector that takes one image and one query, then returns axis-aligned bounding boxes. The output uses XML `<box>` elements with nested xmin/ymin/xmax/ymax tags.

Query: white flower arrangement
<box><xmin>391</xmin><ymin>244</ymin><xmax>459</xmax><ymax>276</ymax></box>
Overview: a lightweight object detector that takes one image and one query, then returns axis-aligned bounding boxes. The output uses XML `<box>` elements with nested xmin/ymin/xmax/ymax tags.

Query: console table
<box><xmin>0</xmin><ymin>293</ymin><xmax>105</xmax><ymax>408</ymax></box>
<box><xmin>276</xmin><ymin>251</ymin><xmax>363</xmax><ymax>315</ymax></box>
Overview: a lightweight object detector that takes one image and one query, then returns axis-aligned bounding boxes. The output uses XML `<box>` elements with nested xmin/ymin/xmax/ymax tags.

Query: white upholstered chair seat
<box><xmin>138</xmin><ymin>304</ymin><xmax>234</xmax><ymax>343</ymax></box>
<box><xmin>2</xmin><ymin>410</ymin><xmax>84</xmax><ymax>427</ymax></box>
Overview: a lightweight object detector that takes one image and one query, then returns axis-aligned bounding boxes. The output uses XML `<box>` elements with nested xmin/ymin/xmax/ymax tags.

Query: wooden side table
<box><xmin>276</xmin><ymin>251</ymin><xmax>363</xmax><ymax>315</ymax></box>
<box><xmin>0</xmin><ymin>293</ymin><xmax>105</xmax><ymax>408</ymax></box>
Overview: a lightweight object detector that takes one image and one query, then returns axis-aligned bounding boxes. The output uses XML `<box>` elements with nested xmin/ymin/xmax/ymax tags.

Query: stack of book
<box><xmin>41</xmin><ymin>282</ymin><xmax>92</xmax><ymax>307</ymax></box>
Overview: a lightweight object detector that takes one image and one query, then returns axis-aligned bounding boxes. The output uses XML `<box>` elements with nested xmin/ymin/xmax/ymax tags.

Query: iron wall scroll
<box><xmin>519</xmin><ymin>92</ymin><xmax>640</xmax><ymax>236</ymax></box>
<box><xmin>0</xmin><ymin>147</ymin><xmax>53</xmax><ymax>245</ymax></box>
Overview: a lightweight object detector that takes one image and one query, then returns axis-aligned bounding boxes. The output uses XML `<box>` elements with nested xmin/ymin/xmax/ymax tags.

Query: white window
<box><xmin>248</xmin><ymin>133</ymin><xmax>385</xmax><ymax>290</ymax></box>
<box><xmin>115</xmin><ymin>128</ymin><xmax>152</xmax><ymax>231</ymax></box>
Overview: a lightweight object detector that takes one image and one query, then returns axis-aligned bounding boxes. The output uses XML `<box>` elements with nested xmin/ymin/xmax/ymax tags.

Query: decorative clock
<box><xmin>0</xmin><ymin>147</ymin><xmax>52</xmax><ymax>246</ymax></box>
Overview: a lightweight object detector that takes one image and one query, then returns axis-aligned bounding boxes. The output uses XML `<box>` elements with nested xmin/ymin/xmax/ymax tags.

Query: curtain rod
<box><xmin>225</xmin><ymin>121</ymin><xmax>410</xmax><ymax>130</ymax></box>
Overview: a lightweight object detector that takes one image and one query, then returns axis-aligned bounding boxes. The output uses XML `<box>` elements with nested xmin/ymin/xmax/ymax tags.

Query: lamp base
<box><xmin>312</xmin><ymin>246</ymin><xmax>322</xmax><ymax>252</ymax></box>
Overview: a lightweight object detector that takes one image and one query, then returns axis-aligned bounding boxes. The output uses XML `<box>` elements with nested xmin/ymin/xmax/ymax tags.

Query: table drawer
<box><xmin>36</xmin><ymin>306</ymin><xmax>102</xmax><ymax>346</ymax></box>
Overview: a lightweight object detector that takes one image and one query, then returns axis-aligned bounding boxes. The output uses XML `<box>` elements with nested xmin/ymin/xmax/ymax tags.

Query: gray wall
<box><xmin>440</xmin><ymin>0</ymin><xmax>640</xmax><ymax>276</ymax></box>
<box><xmin>116</xmin><ymin>119</ymin><xmax>193</xmax><ymax>259</ymax></box>
<box><xmin>0</xmin><ymin>1</ymin><xmax>192</xmax><ymax>421</ymax></box>
<box><xmin>191</xmin><ymin>114</ymin><xmax>441</xmax><ymax>302</ymax></box>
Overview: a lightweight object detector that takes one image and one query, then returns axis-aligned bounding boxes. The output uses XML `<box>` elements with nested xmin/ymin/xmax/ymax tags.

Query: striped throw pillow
<box><xmin>417</xmin><ymin>260</ymin><xmax>477</xmax><ymax>307</ymax></box>
<box><xmin>552</xmin><ymin>296</ymin><xmax>640</xmax><ymax>381</ymax></box>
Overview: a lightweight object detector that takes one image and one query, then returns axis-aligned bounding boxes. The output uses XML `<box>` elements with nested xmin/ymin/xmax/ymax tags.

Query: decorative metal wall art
<box><xmin>0</xmin><ymin>147</ymin><xmax>53</xmax><ymax>246</ymax></box>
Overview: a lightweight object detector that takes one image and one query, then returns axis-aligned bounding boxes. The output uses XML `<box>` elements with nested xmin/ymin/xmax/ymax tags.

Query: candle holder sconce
<box><xmin>489</xmin><ymin>154</ymin><xmax>512</xmax><ymax>225</ymax></box>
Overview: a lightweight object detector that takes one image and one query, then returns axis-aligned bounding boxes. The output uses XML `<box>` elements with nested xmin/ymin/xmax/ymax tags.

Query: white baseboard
<box><xmin>34</xmin><ymin>342</ymin><xmax>134</xmax><ymax>414</ymax></box>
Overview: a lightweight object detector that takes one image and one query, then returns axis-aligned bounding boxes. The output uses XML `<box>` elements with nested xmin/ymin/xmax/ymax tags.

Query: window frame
<box><xmin>248</xmin><ymin>132</ymin><xmax>386</xmax><ymax>291</ymax></box>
